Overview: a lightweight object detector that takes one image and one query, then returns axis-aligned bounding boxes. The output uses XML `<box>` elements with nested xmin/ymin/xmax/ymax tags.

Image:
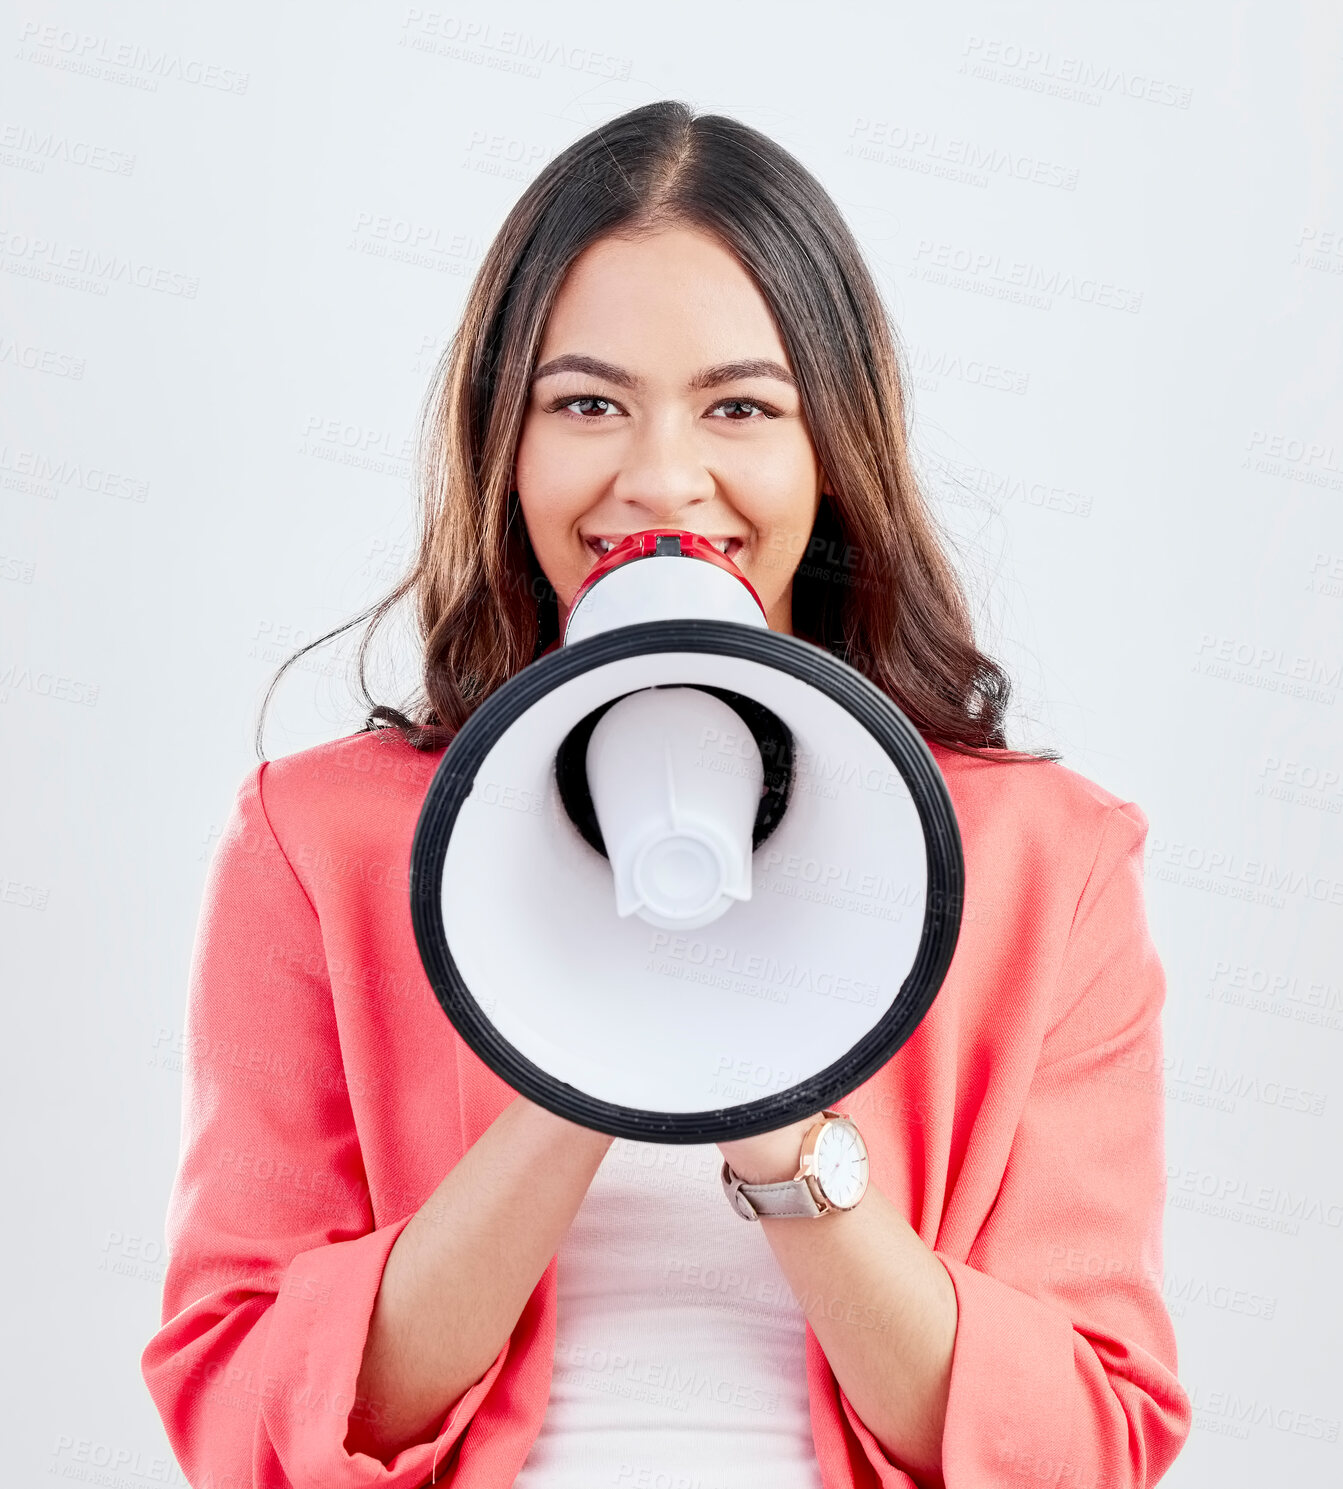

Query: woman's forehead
<box><xmin>539</xmin><ymin>227</ymin><xmax>789</xmax><ymax>367</ymax></box>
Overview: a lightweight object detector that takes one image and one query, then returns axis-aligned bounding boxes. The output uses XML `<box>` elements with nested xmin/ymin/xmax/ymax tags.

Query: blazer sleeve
<box><xmin>838</xmin><ymin>800</ymin><xmax>1193</xmax><ymax>1488</ymax></box>
<box><xmin>140</xmin><ymin>763</ymin><xmax>510</xmax><ymax>1488</ymax></box>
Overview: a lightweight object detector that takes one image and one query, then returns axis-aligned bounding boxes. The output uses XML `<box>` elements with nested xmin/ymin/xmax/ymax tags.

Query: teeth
<box><xmin>588</xmin><ymin>534</ymin><xmax>737</xmax><ymax>556</ymax></box>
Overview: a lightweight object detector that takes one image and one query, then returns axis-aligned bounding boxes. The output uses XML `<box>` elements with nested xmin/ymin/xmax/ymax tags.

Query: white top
<box><xmin>512</xmin><ymin>1136</ymin><xmax>826</xmax><ymax>1488</ymax></box>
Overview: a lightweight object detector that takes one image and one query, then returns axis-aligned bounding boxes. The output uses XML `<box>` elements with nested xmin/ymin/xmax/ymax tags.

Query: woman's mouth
<box><xmin>582</xmin><ymin>534</ymin><xmax>745</xmax><ymax>561</ymax></box>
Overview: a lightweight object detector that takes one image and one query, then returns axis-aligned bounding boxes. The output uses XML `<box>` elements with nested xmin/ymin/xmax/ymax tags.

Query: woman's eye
<box><xmin>554</xmin><ymin>394</ymin><xmax>621</xmax><ymax>418</ymax></box>
<box><xmin>709</xmin><ymin>399</ymin><xmax>773</xmax><ymax>420</ymax></box>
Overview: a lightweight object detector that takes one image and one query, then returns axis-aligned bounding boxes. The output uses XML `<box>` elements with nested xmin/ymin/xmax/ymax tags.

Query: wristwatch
<box><xmin>720</xmin><ymin>1109</ymin><xmax>870</xmax><ymax>1221</ymax></box>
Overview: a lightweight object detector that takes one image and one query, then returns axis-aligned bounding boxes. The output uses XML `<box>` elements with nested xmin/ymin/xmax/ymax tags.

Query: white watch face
<box><xmin>814</xmin><ymin>1120</ymin><xmax>869</xmax><ymax>1208</ymax></box>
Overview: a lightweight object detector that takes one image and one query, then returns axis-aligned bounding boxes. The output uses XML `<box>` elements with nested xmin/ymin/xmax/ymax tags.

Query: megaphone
<box><xmin>410</xmin><ymin>530</ymin><xmax>962</xmax><ymax>1144</ymax></box>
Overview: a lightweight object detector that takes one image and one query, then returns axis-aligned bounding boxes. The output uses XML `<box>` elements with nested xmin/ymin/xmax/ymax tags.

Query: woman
<box><xmin>142</xmin><ymin>101</ymin><xmax>1192</xmax><ymax>1488</ymax></box>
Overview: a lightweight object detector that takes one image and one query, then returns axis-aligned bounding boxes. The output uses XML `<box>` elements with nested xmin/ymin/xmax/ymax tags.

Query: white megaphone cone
<box><xmin>410</xmin><ymin>527</ymin><xmax>964</xmax><ymax>1144</ymax></box>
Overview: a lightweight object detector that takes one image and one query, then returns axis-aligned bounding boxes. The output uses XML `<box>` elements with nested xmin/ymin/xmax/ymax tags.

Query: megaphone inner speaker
<box><xmin>554</xmin><ymin>686</ymin><xmax>794</xmax><ymax>858</ymax></box>
<box><xmin>410</xmin><ymin>621</ymin><xmax>962</xmax><ymax>1144</ymax></box>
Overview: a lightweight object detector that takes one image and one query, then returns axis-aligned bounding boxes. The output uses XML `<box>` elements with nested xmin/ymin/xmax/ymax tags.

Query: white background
<box><xmin>3</xmin><ymin>1</ymin><xmax>1341</xmax><ymax>1482</ymax></box>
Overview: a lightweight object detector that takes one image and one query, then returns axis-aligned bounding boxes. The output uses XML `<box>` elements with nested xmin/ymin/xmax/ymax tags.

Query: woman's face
<box><xmin>513</xmin><ymin>224</ymin><xmax>828</xmax><ymax>634</ymax></box>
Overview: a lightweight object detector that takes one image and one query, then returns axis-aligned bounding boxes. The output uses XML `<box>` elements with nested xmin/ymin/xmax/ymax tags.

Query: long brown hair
<box><xmin>256</xmin><ymin>100</ymin><xmax>1052</xmax><ymax>763</ymax></box>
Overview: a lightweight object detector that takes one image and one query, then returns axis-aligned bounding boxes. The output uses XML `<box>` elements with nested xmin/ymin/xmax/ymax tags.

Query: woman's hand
<box><xmin>716</xmin><ymin>1111</ymin><xmax>824</xmax><ymax>1185</ymax></box>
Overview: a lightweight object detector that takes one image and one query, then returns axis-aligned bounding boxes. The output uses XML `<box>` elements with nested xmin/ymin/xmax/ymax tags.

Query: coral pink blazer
<box><xmin>141</xmin><ymin>727</ymin><xmax>1192</xmax><ymax>1487</ymax></box>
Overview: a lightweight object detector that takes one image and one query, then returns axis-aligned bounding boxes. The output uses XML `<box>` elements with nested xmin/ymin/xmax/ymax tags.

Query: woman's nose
<box><xmin>611</xmin><ymin>418</ymin><xmax>716</xmax><ymax>523</ymax></box>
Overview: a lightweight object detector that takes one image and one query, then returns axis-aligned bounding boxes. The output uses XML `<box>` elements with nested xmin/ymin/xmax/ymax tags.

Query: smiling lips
<box><xmin>582</xmin><ymin>534</ymin><xmax>745</xmax><ymax>561</ymax></box>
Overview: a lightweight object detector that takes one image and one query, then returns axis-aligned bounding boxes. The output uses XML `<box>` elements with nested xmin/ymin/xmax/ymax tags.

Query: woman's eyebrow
<box><xmin>692</xmin><ymin>358</ymin><xmax>797</xmax><ymax>391</ymax></box>
<box><xmin>531</xmin><ymin>353</ymin><xmax>797</xmax><ymax>391</ymax></box>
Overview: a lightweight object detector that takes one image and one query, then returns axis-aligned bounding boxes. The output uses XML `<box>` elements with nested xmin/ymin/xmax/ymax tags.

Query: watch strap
<box><xmin>720</xmin><ymin>1158</ymin><xmax>825</xmax><ymax>1220</ymax></box>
